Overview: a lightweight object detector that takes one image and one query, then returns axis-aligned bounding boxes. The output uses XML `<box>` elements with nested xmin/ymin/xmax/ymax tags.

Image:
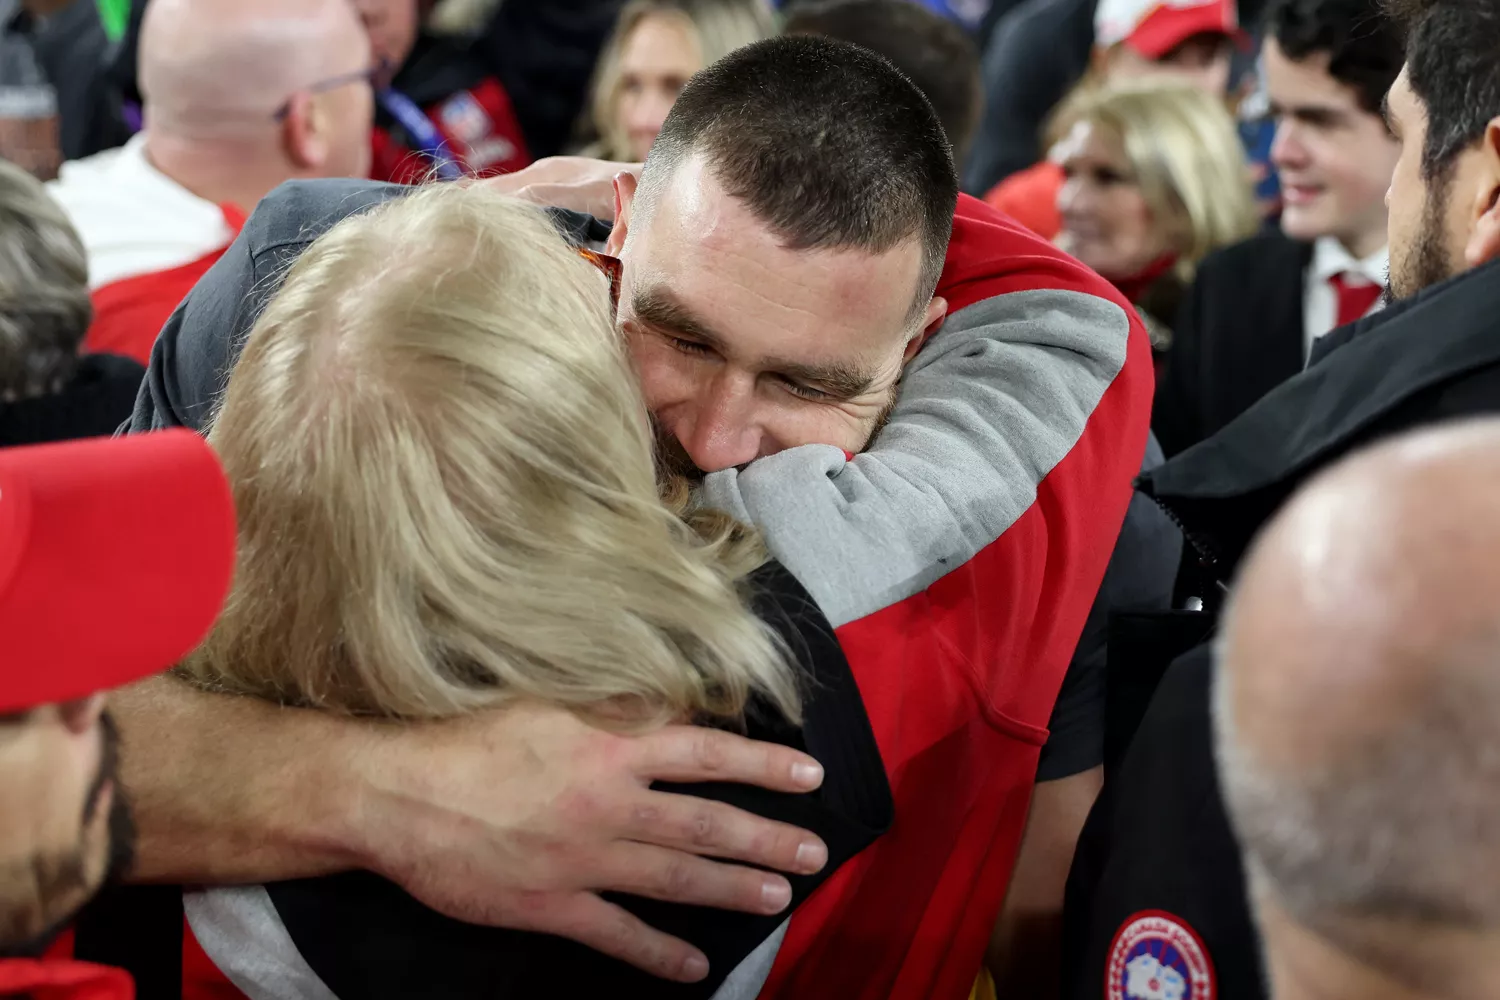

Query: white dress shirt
<box><xmin>47</xmin><ymin>133</ymin><xmax>236</xmax><ymax>290</ymax></box>
<box><xmin>1302</xmin><ymin>236</ymin><xmax>1389</xmax><ymax>362</ymax></box>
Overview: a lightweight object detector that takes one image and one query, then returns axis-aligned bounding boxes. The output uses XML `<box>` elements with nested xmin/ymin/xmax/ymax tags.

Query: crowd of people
<box><xmin>0</xmin><ymin>0</ymin><xmax>1497</xmax><ymax>999</ymax></box>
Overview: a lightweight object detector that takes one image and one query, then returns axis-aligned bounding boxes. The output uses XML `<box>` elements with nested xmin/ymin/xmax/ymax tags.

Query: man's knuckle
<box><xmin>688</xmin><ymin>808</ymin><xmax>720</xmax><ymax>848</ymax></box>
<box><xmin>756</xmin><ymin>825</ymin><xmax>798</xmax><ymax>863</ymax></box>
<box><xmin>657</xmin><ymin>857</ymin><xmax>699</xmax><ymax>898</ymax></box>
<box><xmin>558</xmin><ymin>788</ymin><xmax>602</xmax><ymax>825</ymax></box>
<box><xmin>630</xmin><ymin>801</ymin><xmax>663</xmax><ymax>831</ymax></box>
<box><xmin>693</xmin><ymin>731</ymin><xmax>729</xmax><ymax>772</ymax></box>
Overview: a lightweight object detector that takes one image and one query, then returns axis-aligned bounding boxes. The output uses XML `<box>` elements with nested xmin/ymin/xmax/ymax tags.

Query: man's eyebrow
<box><xmin>631</xmin><ymin>285</ymin><xmax>726</xmax><ymax>344</ymax></box>
<box><xmin>765</xmin><ymin>356</ymin><xmax>881</xmax><ymax>399</ymax></box>
<box><xmin>1268</xmin><ymin>99</ymin><xmax>1350</xmax><ymax>127</ymax></box>
<box><xmin>1295</xmin><ymin>105</ymin><xmax>1351</xmax><ymax>126</ymax></box>
<box><xmin>631</xmin><ymin>285</ymin><xmax>881</xmax><ymax>400</ymax></box>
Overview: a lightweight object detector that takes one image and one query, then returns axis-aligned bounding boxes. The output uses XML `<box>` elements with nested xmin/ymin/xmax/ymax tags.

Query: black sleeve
<box><xmin>961</xmin><ymin>0</ymin><xmax>1094</xmax><ymax>194</ymax></box>
<box><xmin>1152</xmin><ymin>262</ymin><xmax>1211</xmax><ymax>458</ymax></box>
<box><xmin>1037</xmin><ymin>436</ymin><xmax>1183</xmax><ymax>783</ymax></box>
<box><xmin>472</xmin><ymin>0</ymin><xmax>629</xmax><ymax>159</ymax></box>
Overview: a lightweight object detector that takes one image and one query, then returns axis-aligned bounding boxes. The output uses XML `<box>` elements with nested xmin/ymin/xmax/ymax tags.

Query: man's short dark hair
<box><xmin>784</xmin><ymin>0</ymin><xmax>983</xmax><ymax>164</ymax></box>
<box><xmin>640</xmin><ymin>34</ymin><xmax>959</xmax><ymax>316</ymax></box>
<box><xmin>1384</xmin><ymin>0</ymin><xmax>1500</xmax><ymax>181</ymax></box>
<box><xmin>1265</xmin><ymin>0</ymin><xmax>1405</xmax><ymax>115</ymax></box>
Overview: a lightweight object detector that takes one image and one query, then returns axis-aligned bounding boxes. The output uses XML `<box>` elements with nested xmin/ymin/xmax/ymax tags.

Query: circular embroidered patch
<box><xmin>1105</xmin><ymin>910</ymin><xmax>1216</xmax><ymax>1000</ymax></box>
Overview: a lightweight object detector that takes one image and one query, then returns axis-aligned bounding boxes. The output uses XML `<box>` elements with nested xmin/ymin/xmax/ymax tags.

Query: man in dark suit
<box><xmin>1153</xmin><ymin>0</ymin><xmax>1404</xmax><ymax>457</ymax></box>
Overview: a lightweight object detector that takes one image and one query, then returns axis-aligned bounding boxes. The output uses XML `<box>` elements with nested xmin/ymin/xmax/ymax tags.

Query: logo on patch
<box><xmin>1106</xmin><ymin>911</ymin><xmax>1215</xmax><ymax>1000</ymax></box>
<box><xmin>439</xmin><ymin>91</ymin><xmax>493</xmax><ymax>146</ymax></box>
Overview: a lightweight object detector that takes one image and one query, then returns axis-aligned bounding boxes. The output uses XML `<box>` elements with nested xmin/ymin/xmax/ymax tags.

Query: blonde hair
<box><xmin>179</xmin><ymin>183</ymin><xmax>799</xmax><ymax>728</ymax></box>
<box><xmin>1051</xmin><ymin>80</ymin><xmax>1258</xmax><ymax>281</ymax></box>
<box><xmin>585</xmin><ymin>0</ymin><xmax>777</xmax><ymax>161</ymax></box>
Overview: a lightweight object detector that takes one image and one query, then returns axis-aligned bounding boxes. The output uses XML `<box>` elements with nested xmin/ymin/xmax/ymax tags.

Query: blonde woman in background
<box><xmin>1052</xmin><ymin>80</ymin><xmax>1258</xmax><ymax>353</ymax></box>
<box><xmin>583</xmin><ymin>0</ymin><xmax>777</xmax><ymax>161</ymax></box>
<box><xmin>157</xmin><ymin>182</ymin><xmax>887</xmax><ymax>999</ymax></box>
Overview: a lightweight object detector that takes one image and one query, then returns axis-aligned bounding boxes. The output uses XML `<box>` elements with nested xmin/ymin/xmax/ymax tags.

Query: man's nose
<box><xmin>1270</xmin><ymin>120</ymin><xmax>1306</xmax><ymax>169</ymax></box>
<box><xmin>679</xmin><ymin>378</ymin><xmax>765</xmax><ymax>473</ymax></box>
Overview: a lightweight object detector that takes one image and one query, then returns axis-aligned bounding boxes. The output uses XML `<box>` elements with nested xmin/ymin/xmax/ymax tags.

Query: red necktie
<box><xmin>1330</xmin><ymin>272</ymin><xmax>1383</xmax><ymax>328</ymax></box>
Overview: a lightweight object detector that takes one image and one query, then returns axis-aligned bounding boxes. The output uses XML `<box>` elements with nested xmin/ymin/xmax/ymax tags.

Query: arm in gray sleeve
<box><xmin>127</xmin><ymin>178</ymin><xmax>409</xmax><ymax>434</ymax></box>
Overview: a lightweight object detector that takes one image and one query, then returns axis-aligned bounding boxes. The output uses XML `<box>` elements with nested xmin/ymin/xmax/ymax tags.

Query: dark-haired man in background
<box><xmin>783</xmin><ymin>0</ymin><xmax>985</xmax><ymax>164</ymax></box>
<box><xmin>1154</xmin><ymin>0</ymin><xmax>1404</xmax><ymax>457</ymax></box>
<box><xmin>1062</xmin><ymin>0</ymin><xmax>1500</xmax><ymax>997</ymax></box>
<box><xmin>112</xmin><ymin>35</ymin><xmax>1152</xmax><ymax>999</ymax></box>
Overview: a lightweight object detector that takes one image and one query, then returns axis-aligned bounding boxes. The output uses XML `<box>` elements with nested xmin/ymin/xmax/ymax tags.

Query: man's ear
<box><xmin>606</xmin><ymin>171</ymin><xmax>639</xmax><ymax>256</ymax></box>
<box><xmin>903</xmin><ymin>296</ymin><xmax>949</xmax><ymax>363</ymax></box>
<box><xmin>1464</xmin><ymin>118</ymin><xmax>1500</xmax><ymax>269</ymax></box>
<box><xmin>281</xmin><ymin>92</ymin><xmax>327</xmax><ymax>172</ymax></box>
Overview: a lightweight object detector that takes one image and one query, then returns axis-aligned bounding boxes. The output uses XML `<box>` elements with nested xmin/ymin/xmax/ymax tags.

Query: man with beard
<box><xmin>0</xmin><ymin>430</ymin><xmax>235</xmax><ymax>998</ymax></box>
<box><xmin>110</xmin><ymin>35</ymin><xmax>1153</xmax><ymax>997</ymax></box>
<box><xmin>1060</xmin><ymin>2</ymin><xmax>1500</xmax><ymax>999</ymax></box>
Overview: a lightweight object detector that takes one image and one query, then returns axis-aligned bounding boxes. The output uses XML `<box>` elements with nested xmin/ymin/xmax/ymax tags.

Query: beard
<box><xmin>0</xmin><ymin>711</ymin><xmax>137</xmax><ymax>958</ymax></box>
<box><xmin>650</xmin><ymin>393</ymin><xmax>899</xmax><ymax>487</ymax></box>
<box><xmin>1388</xmin><ymin>182</ymin><xmax>1461</xmax><ymax>304</ymax></box>
<box><xmin>653</xmin><ymin>419</ymin><xmax>707</xmax><ymax>485</ymax></box>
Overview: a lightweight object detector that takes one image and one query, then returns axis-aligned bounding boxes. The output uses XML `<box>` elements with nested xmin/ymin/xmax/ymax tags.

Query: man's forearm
<box><xmin>112</xmin><ymin>674</ymin><xmax>366</xmax><ymax>883</ymax></box>
<box><xmin>988</xmin><ymin>767</ymin><xmax>1105</xmax><ymax>998</ymax></box>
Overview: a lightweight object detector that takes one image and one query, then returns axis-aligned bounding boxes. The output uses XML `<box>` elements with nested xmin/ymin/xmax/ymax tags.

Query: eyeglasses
<box><xmin>272</xmin><ymin>60</ymin><xmax>390</xmax><ymax>123</ymax></box>
<box><xmin>577</xmin><ymin>247</ymin><xmax>623</xmax><ymax>312</ymax></box>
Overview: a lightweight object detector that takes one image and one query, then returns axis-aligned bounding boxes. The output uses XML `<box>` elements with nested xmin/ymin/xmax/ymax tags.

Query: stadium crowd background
<box><xmin>2</xmin><ymin>0</ymin><xmax>1500</xmax><ymax>999</ymax></box>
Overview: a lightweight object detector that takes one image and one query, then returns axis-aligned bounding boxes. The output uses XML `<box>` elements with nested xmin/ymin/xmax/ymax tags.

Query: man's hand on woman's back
<box><xmin>114</xmin><ymin>678</ymin><xmax>827</xmax><ymax>983</ymax></box>
<box><xmin>351</xmin><ymin>702</ymin><xmax>830</xmax><ymax>982</ymax></box>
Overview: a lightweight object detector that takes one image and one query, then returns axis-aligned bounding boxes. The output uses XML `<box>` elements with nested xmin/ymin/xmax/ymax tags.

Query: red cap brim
<box><xmin>0</xmin><ymin>430</ymin><xmax>236</xmax><ymax>712</ymax></box>
<box><xmin>1125</xmin><ymin>1</ymin><xmax>1245</xmax><ymax>59</ymax></box>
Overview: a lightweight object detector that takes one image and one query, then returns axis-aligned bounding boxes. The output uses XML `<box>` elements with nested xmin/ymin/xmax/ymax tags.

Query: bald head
<box><xmin>1217</xmin><ymin>419</ymin><xmax>1500</xmax><ymax>992</ymax></box>
<box><xmin>140</xmin><ymin>0</ymin><xmax>369</xmax><ymax>138</ymax></box>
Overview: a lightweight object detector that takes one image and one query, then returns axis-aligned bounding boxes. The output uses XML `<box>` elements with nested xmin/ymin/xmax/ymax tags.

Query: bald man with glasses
<box><xmin>47</xmin><ymin>0</ymin><xmax>377</xmax><ymax>368</ymax></box>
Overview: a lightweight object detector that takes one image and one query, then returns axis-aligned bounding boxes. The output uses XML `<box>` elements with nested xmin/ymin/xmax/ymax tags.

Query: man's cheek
<box><xmin>627</xmin><ymin>337</ymin><xmax>676</xmax><ymax>409</ymax></box>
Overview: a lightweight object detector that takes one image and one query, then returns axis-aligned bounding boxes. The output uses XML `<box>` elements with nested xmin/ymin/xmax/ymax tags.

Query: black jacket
<box><xmin>0</xmin><ymin>354</ymin><xmax>144</xmax><ymax>448</ymax></box>
<box><xmin>1044</xmin><ymin>433</ymin><xmax>1183</xmax><ymax>782</ymax></box>
<box><xmin>1063</xmin><ymin>254</ymin><xmax>1500</xmax><ymax>1000</ymax></box>
<box><xmin>1153</xmin><ymin>230</ymin><xmax>1310</xmax><ymax>459</ymax></box>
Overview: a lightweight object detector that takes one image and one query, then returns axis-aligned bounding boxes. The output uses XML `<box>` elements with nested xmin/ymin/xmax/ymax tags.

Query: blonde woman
<box><xmin>582</xmin><ymin>0</ymin><xmax>777</xmax><ymax>161</ymax></box>
<box><xmin>1052</xmin><ymin>81</ymin><xmax>1259</xmax><ymax>349</ymax></box>
<box><xmin>150</xmin><ymin>182</ymin><xmax>886</xmax><ymax>999</ymax></box>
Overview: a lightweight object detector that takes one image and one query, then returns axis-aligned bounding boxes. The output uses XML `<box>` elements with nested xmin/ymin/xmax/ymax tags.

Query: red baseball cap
<box><xmin>0</xmin><ymin>430</ymin><xmax>236</xmax><ymax>713</ymax></box>
<box><xmin>1095</xmin><ymin>0</ymin><xmax>1243</xmax><ymax>59</ymax></box>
